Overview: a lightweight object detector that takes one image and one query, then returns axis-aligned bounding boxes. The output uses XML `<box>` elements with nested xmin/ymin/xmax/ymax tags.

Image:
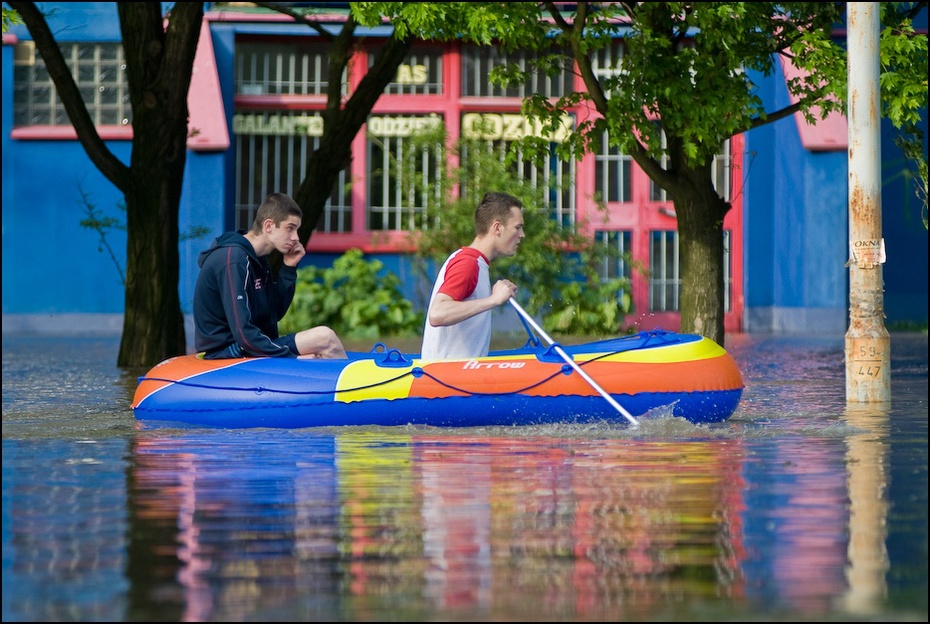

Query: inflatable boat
<box><xmin>131</xmin><ymin>328</ymin><xmax>744</xmax><ymax>429</ymax></box>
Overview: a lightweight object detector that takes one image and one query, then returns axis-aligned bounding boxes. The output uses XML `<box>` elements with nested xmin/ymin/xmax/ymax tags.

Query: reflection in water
<box><xmin>2</xmin><ymin>333</ymin><xmax>927</xmax><ymax>621</ymax></box>
<box><xmin>118</xmin><ymin>427</ymin><xmax>855</xmax><ymax>621</ymax></box>
<box><xmin>740</xmin><ymin>436</ymin><xmax>849</xmax><ymax>616</ymax></box>
<box><xmin>843</xmin><ymin>404</ymin><xmax>891</xmax><ymax>616</ymax></box>
<box><xmin>127</xmin><ymin>433</ymin><xmax>343</xmax><ymax>621</ymax></box>
<box><xmin>2</xmin><ymin>438</ymin><xmax>131</xmax><ymax>621</ymax></box>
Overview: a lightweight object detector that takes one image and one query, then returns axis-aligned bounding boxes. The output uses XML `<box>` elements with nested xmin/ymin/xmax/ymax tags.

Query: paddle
<box><xmin>508</xmin><ymin>298</ymin><xmax>639</xmax><ymax>427</ymax></box>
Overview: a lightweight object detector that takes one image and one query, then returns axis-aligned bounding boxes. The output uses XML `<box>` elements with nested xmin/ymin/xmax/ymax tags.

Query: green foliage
<box><xmin>2</xmin><ymin>6</ymin><xmax>23</xmax><ymax>32</ymax></box>
<box><xmin>78</xmin><ymin>187</ymin><xmax>126</xmax><ymax>285</ymax></box>
<box><xmin>402</xmin><ymin>125</ymin><xmax>636</xmax><ymax>336</ymax></box>
<box><xmin>880</xmin><ymin>3</ymin><xmax>929</xmax><ymax>229</ymax></box>
<box><xmin>77</xmin><ymin>186</ymin><xmax>211</xmax><ymax>284</ymax></box>
<box><xmin>361</xmin><ymin>2</ymin><xmax>927</xmax><ymax>227</ymax></box>
<box><xmin>280</xmin><ymin>248</ymin><xmax>424</xmax><ymax>340</ymax></box>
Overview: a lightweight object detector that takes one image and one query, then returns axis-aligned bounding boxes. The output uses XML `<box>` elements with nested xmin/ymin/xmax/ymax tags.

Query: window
<box><xmin>594</xmin><ymin>131</ymin><xmax>633</xmax><ymax>203</ymax></box>
<box><xmin>590</xmin><ymin>39</ymin><xmax>625</xmax><ymax>98</ymax></box>
<box><xmin>712</xmin><ymin>140</ymin><xmax>732</xmax><ymax>202</ymax></box>
<box><xmin>651</xmin><ymin>132</ymin><xmax>671</xmax><ymax>203</ymax></box>
<box><xmin>460</xmin><ymin>45</ymin><xmax>573</xmax><ymax>98</ymax></box>
<box><xmin>235</xmin><ymin>41</ymin><xmax>344</xmax><ymax>96</ymax></box>
<box><xmin>651</xmin><ymin>132</ymin><xmax>732</xmax><ymax>202</ymax></box>
<box><xmin>595</xmin><ymin>230</ymin><xmax>633</xmax><ymax>281</ymax></box>
<box><xmin>366</xmin><ymin>115</ymin><xmax>445</xmax><ymax>231</ymax></box>
<box><xmin>233</xmin><ymin>112</ymin><xmax>350</xmax><ymax>232</ymax></box>
<box><xmin>650</xmin><ymin>231</ymin><xmax>680</xmax><ymax>311</ymax></box>
<box><xmin>649</xmin><ymin>229</ymin><xmax>732</xmax><ymax>312</ymax></box>
<box><xmin>13</xmin><ymin>41</ymin><xmax>130</xmax><ymax>126</ymax></box>
<box><xmin>723</xmin><ymin>229</ymin><xmax>732</xmax><ymax>312</ymax></box>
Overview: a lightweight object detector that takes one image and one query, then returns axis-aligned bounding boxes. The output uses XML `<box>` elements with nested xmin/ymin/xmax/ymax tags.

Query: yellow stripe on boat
<box><xmin>598</xmin><ymin>337</ymin><xmax>726</xmax><ymax>363</ymax></box>
<box><xmin>335</xmin><ymin>359</ymin><xmax>419</xmax><ymax>402</ymax></box>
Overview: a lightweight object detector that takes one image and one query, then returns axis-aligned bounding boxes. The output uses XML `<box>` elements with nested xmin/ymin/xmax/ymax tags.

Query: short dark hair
<box><xmin>251</xmin><ymin>192</ymin><xmax>302</xmax><ymax>234</ymax></box>
<box><xmin>474</xmin><ymin>192</ymin><xmax>522</xmax><ymax>235</ymax></box>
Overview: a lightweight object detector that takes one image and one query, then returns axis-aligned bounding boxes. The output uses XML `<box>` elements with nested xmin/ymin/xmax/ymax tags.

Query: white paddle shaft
<box><xmin>508</xmin><ymin>299</ymin><xmax>638</xmax><ymax>426</ymax></box>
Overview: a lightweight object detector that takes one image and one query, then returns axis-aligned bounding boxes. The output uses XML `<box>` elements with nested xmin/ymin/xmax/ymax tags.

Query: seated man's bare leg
<box><xmin>296</xmin><ymin>326</ymin><xmax>347</xmax><ymax>359</ymax></box>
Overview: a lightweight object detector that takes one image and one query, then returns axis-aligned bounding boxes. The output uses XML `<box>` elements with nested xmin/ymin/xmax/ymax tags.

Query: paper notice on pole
<box><xmin>848</xmin><ymin>238</ymin><xmax>886</xmax><ymax>268</ymax></box>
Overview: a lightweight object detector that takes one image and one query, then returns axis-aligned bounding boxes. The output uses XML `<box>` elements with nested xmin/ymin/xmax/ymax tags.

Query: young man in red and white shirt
<box><xmin>420</xmin><ymin>192</ymin><xmax>525</xmax><ymax>360</ymax></box>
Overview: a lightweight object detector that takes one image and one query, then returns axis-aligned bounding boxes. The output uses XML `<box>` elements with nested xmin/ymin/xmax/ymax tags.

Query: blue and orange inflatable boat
<box><xmin>131</xmin><ymin>329</ymin><xmax>744</xmax><ymax>429</ymax></box>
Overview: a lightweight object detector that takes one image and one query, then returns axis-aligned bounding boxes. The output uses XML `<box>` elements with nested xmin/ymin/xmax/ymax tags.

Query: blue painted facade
<box><xmin>742</xmin><ymin>60</ymin><xmax>852</xmax><ymax>333</ymax></box>
<box><xmin>2</xmin><ymin>3</ymin><xmax>926</xmax><ymax>338</ymax></box>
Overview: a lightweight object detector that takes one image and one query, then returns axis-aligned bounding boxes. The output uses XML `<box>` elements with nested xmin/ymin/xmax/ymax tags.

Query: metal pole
<box><xmin>846</xmin><ymin>2</ymin><xmax>891</xmax><ymax>402</ymax></box>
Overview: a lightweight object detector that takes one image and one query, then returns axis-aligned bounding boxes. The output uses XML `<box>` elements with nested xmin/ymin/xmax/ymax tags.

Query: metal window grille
<box><xmin>460</xmin><ymin>45</ymin><xmax>572</xmax><ymax>98</ymax></box>
<box><xmin>366</xmin><ymin>117</ymin><xmax>444</xmax><ymax>231</ymax></box>
<box><xmin>460</xmin><ymin>138</ymin><xmax>576</xmax><ymax>227</ymax></box>
<box><xmin>234</xmin><ymin>112</ymin><xmax>350</xmax><ymax>232</ymax></box>
<box><xmin>594</xmin><ymin>131</ymin><xmax>633</xmax><ymax>203</ymax></box>
<box><xmin>13</xmin><ymin>41</ymin><xmax>130</xmax><ymax>126</ymax></box>
<box><xmin>235</xmin><ymin>41</ymin><xmax>343</xmax><ymax>96</ymax></box>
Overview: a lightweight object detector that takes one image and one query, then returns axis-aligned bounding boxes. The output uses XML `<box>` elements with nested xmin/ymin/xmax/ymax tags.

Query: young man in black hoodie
<box><xmin>193</xmin><ymin>192</ymin><xmax>347</xmax><ymax>359</ymax></box>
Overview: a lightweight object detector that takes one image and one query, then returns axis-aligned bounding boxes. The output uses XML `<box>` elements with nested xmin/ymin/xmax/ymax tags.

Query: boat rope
<box><xmin>136</xmin><ymin>329</ymin><xmax>687</xmax><ymax>399</ymax></box>
<box><xmin>138</xmin><ymin>365</ymin><xmax>570</xmax><ymax>398</ymax></box>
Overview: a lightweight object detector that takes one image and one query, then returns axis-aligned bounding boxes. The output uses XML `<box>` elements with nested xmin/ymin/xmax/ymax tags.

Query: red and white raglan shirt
<box><xmin>420</xmin><ymin>247</ymin><xmax>492</xmax><ymax>360</ymax></box>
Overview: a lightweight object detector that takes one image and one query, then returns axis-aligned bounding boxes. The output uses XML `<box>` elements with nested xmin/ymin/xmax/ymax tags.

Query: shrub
<box><xmin>279</xmin><ymin>248</ymin><xmax>424</xmax><ymax>340</ymax></box>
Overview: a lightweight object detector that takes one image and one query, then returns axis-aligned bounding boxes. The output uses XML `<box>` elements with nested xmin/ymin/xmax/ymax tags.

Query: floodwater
<box><xmin>2</xmin><ymin>332</ymin><xmax>927</xmax><ymax>622</ymax></box>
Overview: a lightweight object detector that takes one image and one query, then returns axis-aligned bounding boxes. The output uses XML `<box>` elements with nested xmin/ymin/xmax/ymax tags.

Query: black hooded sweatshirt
<box><xmin>193</xmin><ymin>231</ymin><xmax>298</xmax><ymax>357</ymax></box>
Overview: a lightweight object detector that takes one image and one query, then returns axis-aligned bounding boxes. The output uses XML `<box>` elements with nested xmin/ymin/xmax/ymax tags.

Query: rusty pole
<box><xmin>846</xmin><ymin>2</ymin><xmax>891</xmax><ymax>402</ymax></box>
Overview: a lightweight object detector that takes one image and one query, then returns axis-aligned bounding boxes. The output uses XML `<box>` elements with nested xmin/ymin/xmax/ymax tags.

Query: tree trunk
<box><xmin>119</xmin><ymin>173</ymin><xmax>187</xmax><ymax>368</ymax></box>
<box><xmin>115</xmin><ymin>3</ymin><xmax>201</xmax><ymax>367</ymax></box>
<box><xmin>10</xmin><ymin>2</ymin><xmax>199</xmax><ymax>367</ymax></box>
<box><xmin>672</xmin><ymin>164</ymin><xmax>730</xmax><ymax>346</ymax></box>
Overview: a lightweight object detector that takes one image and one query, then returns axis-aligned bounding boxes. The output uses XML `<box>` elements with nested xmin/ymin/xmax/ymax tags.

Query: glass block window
<box><xmin>460</xmin><ymin>45</ymin><xmax>573</xmax><ymax>98</ymax></box>
<box><xmin>372</xmin><ymin>46</ymin><xmax>444</xmax><ymax>95</ymax></box>
<box><xmin>13</xmin><ymin>41</ymin><xmax>130</xmax><ymax>126</ymax></box>
<box><xmin>366</xmin><ymin>115</ymin><xmax>445</xmax><ymax>231</ymax></box>
<box><xmin>595</xmin><ymin>230</ymin><xmax>633</xmax><ymax>280</ymax></box>
<box><xmin>649</xmin><ymin>229</ymin><xmax>732</xmax><ymax>312</ymax></box>
<box><xmin>594</xmin><ymin>131</ymin><xmax>633</xmax><ymax>203</ymax></box>
<box><xmin>235</xmin><ymin>41</ymin><xmax>345</xmax><ymax>96</ymax></box>
<box><xmin>233</xmin><ymin>112</ymin><xmax>350</xmax><ymax>233</ymax></box>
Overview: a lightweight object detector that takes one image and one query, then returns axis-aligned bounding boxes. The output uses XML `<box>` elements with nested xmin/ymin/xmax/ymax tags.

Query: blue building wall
<box><xmin>741</xmin><ymin>11</ymin><xmax>928</xmax><ymax>333</ymax></box>
<box><xmin>1</xmin><ymin>5</ymin><xmax>130</xmax><ymax>331</ymax></box>
<box><xmin>179</xmin><ymin>151</ymin><xmax>229</xmax><ymax>319</ymax></box>
<box><xmin>743</xmin><ymin>59</ymin><xmax>850</xmax><ymax>334</ymax></box>
<box><xmin>1</xmin><ymin>3</ymin><xmax>231</xmax><ymax>336</ymax></box>
<box><xmin>2</xmin><ymin>3</ymin><xmax>927</xmax><ymax>337</ymax></box>
<box><xmin>880</xmin><ymin>119</ymin><xmax>930</xmax><ymax>327</ymax></box>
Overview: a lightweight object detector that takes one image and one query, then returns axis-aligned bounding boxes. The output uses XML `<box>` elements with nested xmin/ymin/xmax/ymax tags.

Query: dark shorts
<box><xmin>203</xmin><ymin>334</ymin><xmax>299</xmax><ymax>359</ymax></box>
